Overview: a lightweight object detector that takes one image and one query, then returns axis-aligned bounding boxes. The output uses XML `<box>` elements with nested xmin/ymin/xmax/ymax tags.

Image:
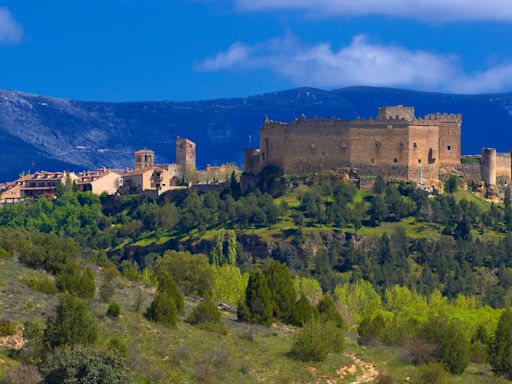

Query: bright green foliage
<box><xmin>294</xmin><ymin>276</ymin><xmax>323</xmax><ymax>305</ymax></box>
<box><xmin>0</xmin><ymin>247</ymin><xmax>10</xmax><ymax>260</ymax></box>
<box><xmin>291</xmin><ymin>319</ymin><xmax>344</xmax><ymax>362</ymax></box>
<box><xmin>156</xmin><ymin>251</ymin><xmax>213</xmax><ymax>296</ymax></box>
<box><xmin>292</xmin><ymin>295</ymin><xmax>315</xmax><ymax>326</ymax></box>
<box><xmin>335</xmin><ymin>280</ymin><xmax>381</xmax><ymax>323</ymax></box>
<box><xmin>144</xmin><ymin>291</ymin><xmax>178</xmax><ymax>326</ymax></box>
<box><xmin>317</xmin><ymin>293</ymin><xmax>345</xmax><ymax>329</ymax></box>
<box><xmin>44</xmin><ymin>294</ymin><xmax>98</xmax><ymax>349</ymax></box>
<box><xmin>107</xmin><ymin>301</ymin><xmax>121</xmax><ymax>319</ymax></box>
<box><xmin>0</xmin><ymin>192</ymin><xmax>103</xmax><ymax>240</ymax></box>
<box><xmin>240</xmin><ymin>270</ymin><xmax>273</xmax><ymax>326</ymax></box>
<box><xmin>264</xmin><ymin>260</ymin><xmax>297</xmax><ymax>323</ymax></box>
<box><xmin>42</xmin><ymin>345</ymin><xmax>134</xmax><ymax>384</ymax></box>
<box><xmin>210</xmin><ymin>229</ymin><xmax>237</xmax><ymax>266</ymax></box>
<box><xmin>210</xmin><ymin>265</ymin><xmax>248</xmax><ymax>305</ymax></box>
<box><xmin>490</xmin><ymin>308</ymin><xmax>512</xmax><ymax>378</ymax></box>
<box><xmin>56</xmin><ymin>264</ymin><xmax>96</xmax><ymax>300</ymax></box>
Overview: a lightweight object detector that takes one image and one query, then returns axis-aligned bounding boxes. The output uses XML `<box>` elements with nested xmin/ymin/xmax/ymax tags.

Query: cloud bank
<box><xmin>197</xmin><ymin>34</ymin><xmax>512</xmax><ymax>94</ymax></box>
<box><xmin>0</xmin><ymin>7</ymin><xmax>23</xmax><ymax>44</ymax></box>
<box><xmin>233</xmin><ymin>0</ymin><xmax>512</xmax><ymax>23</ymax></box>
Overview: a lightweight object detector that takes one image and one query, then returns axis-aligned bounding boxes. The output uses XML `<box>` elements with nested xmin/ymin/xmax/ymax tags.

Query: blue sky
<box><xmin>1</xmin><ymin>0</ymin><xmax>512</xmax><ymax>101</ymax></box>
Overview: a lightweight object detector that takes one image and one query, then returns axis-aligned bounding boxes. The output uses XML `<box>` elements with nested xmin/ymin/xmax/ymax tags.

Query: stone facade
<box><xmin>176</xmin><ymin>137</ymin><xmax>196</xmax><ymax>181</ymax></box>
<box><xmin>246</xmin><ymin>106</ymin><xmax>462</xmax><ymax>187</ymax></box>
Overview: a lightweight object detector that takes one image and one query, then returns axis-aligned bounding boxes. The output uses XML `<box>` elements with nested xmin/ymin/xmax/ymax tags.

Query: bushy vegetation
<box><xmin>291</xmin><ymin>319</ymin><xmax>344</xmax><ymax>362</ymax></box>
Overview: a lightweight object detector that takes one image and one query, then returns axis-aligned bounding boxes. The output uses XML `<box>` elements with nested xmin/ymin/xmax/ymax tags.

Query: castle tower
<box><xmin>134</xmin><ymin>149</ymin><xmax>155</xmax><ymax>169</ymax></box>
<box><xmin>176</xmin><ymin>137</ymin><xmax>196</xmax><ymax>181</ymax></box>
<box><xmin>481</xmin><ymin>148</ymin><xmax>497</xmax><ymax>187</ymax></box>
<box><xmin>244</xmin><ymin>148</ymin><xmax>262</xmax><ymax>175</ymax></box>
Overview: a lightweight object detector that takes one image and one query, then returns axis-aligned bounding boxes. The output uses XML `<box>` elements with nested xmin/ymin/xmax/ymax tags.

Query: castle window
<box><xmin>371</xmin><ymin>158</ymin><xmax>375</xmax><ymax>163</ymax></box>
<box><xmin>447</xmin><ymin>145</ymin><xmax>452</xmax><ymax>151</ymax></box>
<box><xmin>393</xmin><ymin>158</ymin><xmax>398</xmax><ymax>163</ymax></box>
<box><xmin>413</xmin><ymin>143</ymin><xmax>417</xmax><ymax>148</ymax></box>
<box><xmin>418</xmin><ymin>159</ymin><xmax>422</xmax><ymax>163</ymax></box>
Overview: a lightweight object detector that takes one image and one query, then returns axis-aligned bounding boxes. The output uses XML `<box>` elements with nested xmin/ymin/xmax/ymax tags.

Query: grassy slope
<box><xmin>0</xmin><ymin>258</ymin><xmax>509</xmax><ymax>383</ymax></box>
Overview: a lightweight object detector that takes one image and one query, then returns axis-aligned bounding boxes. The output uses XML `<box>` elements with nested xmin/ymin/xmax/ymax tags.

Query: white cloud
<box><xmin>196</xmin><ymin>34</ymin><xmax>512</xmax><ymax>94</ymax></box>
<box><xmin>0</xmin><ymin>7</ymin><xmax>23</xmax><ymax>44</ymax></box>
<box><xmin>232</xmin><ymin>0</ymin><xmax>512</xmax><ymax>23</ymax></box>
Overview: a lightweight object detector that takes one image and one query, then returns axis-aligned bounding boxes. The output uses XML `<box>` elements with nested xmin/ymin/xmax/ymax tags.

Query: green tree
<box><xmin>369</xmin><ymin>195</ymin><xmax>388</xmax><ymax>226</ymax></box>
<box><xmin>44</xmin><ymin>294</ymin><xmax>98</xmax><ymax>349</ymax></box>
<box><xmin>240</xmin><ymin>270</ymin><xmax>273</xmax><ymax>326</ymax></box>
<box><xmin>264</xmin><ymin>260</ymin><xmax>297</xmax><ymax>323</ymax></box>
<box><xmin>317</xmin><ymin>293</ymin><xmax>345</xmax><ymax>329</ymax></box>
<box><xmin>292</xmin><ymin>295</ymin><xmax>315</xmax><ymax>326</ymax></box>
<box><xmin>144</xmin><ymin>291</ymin><xmax>178</xmax><ymax>326</ymax></box>
<box><xmin>440</xmin><ymin>324</ymin><xmax>470</xmax><ymax>375</ymax></box>
<box><xmin>291</xmin><ymin>319</ymin><xmax>344</xmax><ymax>362</ymax></box>
<box><xmin>490</xmin><ymin>308</ymin><xmax>512</xmax><ymax>377</ymax></box>
<box><xmin>42</xmin><ymin>345</ymin><xmax>134</xmax><ymax>384</ymax></box>
<box><xmin>445</xmin><ymin>175</ymin><xmax>459</xmax><ymax>194</ymax></box>
<box><xmin>157</xmin><ymin>273</ymin><xmax>184</xmax><ymax>315</ymax></box>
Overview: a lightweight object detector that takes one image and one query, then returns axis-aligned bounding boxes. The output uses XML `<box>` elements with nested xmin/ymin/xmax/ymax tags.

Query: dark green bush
<box><xmin>292</xmin><ymin>295</ymin><xmax>315</xmax><ymax>326</ymax></box>
<box><xmin>317</xmin><ymin>293</ymin><xmax>345</xmax><ymax>329</ymax></box>
<box><xmin>187</xmin><ymin>298</ymin><xmax>221</xmax><ymax>325</ymax></box>
<box><xmin>43</xmin><ymin>294</ymin><xmax>98</xmax><ymax>349</ymax></box>
<box><xmin>490</xmin><ymin>308</ymin><xmax>512</xmax><ymax>378</ymax></box>
<box><xmin>23</xmin><ymin>274</ymin><xmax>58</xmax><ymax>295</ymax></box>
<box><xmin>41</xmin><ymin>345</ymin><xmax>134</xmax><ymax>384</ymax></box>
<box><xmin>414</xmin><ymin>363</ymin><xmax>449</xmax><ymax>384</ymax></box>
<box><xmin>107</xmin><ymin>301</ymin><xmax>121</xmax><ymax>319</ymax></box>
<box><xmin>291</xmin><ymin>319</ymin><xmax>344</xmax><ymax>362</ymax></box>
<box><xmin>145</xmin><ymin>291</ymin><xmax>178</xmax><ymax>326</ymax></box>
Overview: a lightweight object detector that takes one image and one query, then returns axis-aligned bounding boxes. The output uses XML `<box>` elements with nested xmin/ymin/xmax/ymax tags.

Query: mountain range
<box><xmin>0</xmin><ymin>86</ymin><xmax>511</xmax><ymax>182</ymax></box>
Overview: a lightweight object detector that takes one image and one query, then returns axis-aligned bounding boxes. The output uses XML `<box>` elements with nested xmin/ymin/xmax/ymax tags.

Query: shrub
<box><xmin>106</xmin><ymin>337</ymin><xmax>128</xmax><ymax>358</ymax></box>
<box><xmin>264</xmin><ymin>260</ymin><xmax>297</xmax><ymax>323</ymax></box>
<box><xmin>107</xmin><ymin>301</ymin><xmax>121</xmax><ymax>319</ymax></box>
<box><xmin>158</xmin><ymin>273</ymin><xmax>184</xmax><ymax>315</ymax></box>
<box><xmin>144</xmin><ymin>291</ymin><xmax>178</xmax><ymax>326</ymax></box>
<box><xmin>414</xmin><ymin>363</ymin><xmax>449</xmax><ymax>384</ymax></box>
<box><xmin>0</xmin><ymin>364</ymin><xmax>42</xmax><ymax>384</ymax></box>
<box><xmin>41</xmin><ymin>345</ymin><xmax>134</xmax><ymax>384</ymax></box>
<box><xmin>0</xmin><ymin>319</ymin><xmax>16</xmax><ymax>337</ymax></box>
<box><xmin>358</xmin><ymin>314</ymin><xmax>385</xmax><ymax>345</ymax></box>
<box><xmin>23</xmin><ymin>274</ymin><xmax>58</xmax><ymax>295</ymax></box>
<box><xmin>376</xmin><ymin>372</ymin><xmax>394</xmax><ymax>384</ymax></box>
<box><xmin>0</xmin><ymin>247</ymin><xmax>11</xmax><ymax>260</ymax></box>
<box><xmin>43</xmin><ymin>294</ymin><xmax>98</xmax><ymax>349</ymax></box>
<box><xmin>291</xmin><ymin>319</ymin><xmax>344</xmax><ymax>362</ymax></box>
<box><xmin>99</xmin><ymin>281</ymin><xmax>115</xmax><ymax>303</ymax></box>
<box><xmin>56</xmin><ymin>264</ymin><xmax>96</xmax><ymax>300</ymax></box>
<box><xmin>187</xmin><ymin>298</ymin><xmax>221</xmax><ymax>325</ymax></box>
<box><xmin>402</xmin><ymin>339</ymin><xmax>436</xmax><ymax>365</ymax></box>
<box><xmin>439</xmin><ymin>324</ymin><xmax>470</xmax><ymax>375</ymax></box>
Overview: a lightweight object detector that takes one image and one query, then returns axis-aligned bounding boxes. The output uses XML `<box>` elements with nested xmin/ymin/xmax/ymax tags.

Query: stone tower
<box><xmin>134</xmin><ymin>149</ymin><xmax>155</xmax><ymax>169</ymax></box>
<box><xmin>176</xmin><ymin>137</ymin><xmax>196</xmax><ymax>181</ymax></box>
<box><xmin>481</xmin><ymin>148</ymin><xmax>497</xmax><ymax>187</ymax></box>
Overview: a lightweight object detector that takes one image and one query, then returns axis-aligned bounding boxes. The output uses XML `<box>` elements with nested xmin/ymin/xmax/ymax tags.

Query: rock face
<box><xmin>1</xmin><ymin>86</ymin><xmax>512</xmax><ymax>181</ymax></box>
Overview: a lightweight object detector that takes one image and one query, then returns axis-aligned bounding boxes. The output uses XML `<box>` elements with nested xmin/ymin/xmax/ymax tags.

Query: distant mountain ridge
<box><xmin>0</xmin><ymin>86</ymin><xmax>511</xmax><ymax>182</ymax></box>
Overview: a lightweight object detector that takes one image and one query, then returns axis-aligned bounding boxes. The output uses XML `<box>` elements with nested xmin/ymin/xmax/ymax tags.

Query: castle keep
<box><xmin>245</xmin><ymin>106</ymin><xmax>462</xmax><ymax>187</ymax></box>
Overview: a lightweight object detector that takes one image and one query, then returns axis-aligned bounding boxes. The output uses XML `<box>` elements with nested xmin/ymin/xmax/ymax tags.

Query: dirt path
<box><xmin>308</xmin><ymin>352</ymin><xmax>379</xmax><ymax>384</ymax></box>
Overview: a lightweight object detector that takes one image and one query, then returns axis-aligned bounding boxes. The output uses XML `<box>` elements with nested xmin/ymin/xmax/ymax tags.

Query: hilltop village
<box><xmin>0</xmin><ymin>137</ymin><xmax>239</xmax><ymax>203</ymax></box>
<box><xmin>0</xmin><ymin>105</ymin><xmax>509</xmax><ymax>203</ymax></box>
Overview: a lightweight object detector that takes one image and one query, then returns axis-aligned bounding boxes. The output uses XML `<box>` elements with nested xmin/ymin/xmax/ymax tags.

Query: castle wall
<box><xmin>347</xmin><ymin>124</ymin><xmax>410</xmax><ymax>179</ymax></box>
<box><xmin>407</xmin><ymin>124</ymin><xmax>440</xmax><ymax>185</ymax></box>
<box><xmin>425</xmin><ymin>114</ymin><xmax>462</xmax><ymax>169</ymax></box>
<box><xmin>260</xmin><ymin>120</ymin><xmax>351</xmax><ymax>173</ymax></box>
<box><xmin>496</xmin><ymin>152</ymin><xmax>512</xmax><ymax>180</ymax></box>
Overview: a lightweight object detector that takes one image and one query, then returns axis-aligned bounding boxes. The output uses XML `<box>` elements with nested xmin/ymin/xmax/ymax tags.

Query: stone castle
<box><xmin>244</xmin><ymin>106</ymin><xmax>462</xmax><ymax>188</ymax></box>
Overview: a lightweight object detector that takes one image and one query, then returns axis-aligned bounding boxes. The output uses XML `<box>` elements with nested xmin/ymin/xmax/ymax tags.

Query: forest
<box><xmin>1</xmin><ymin>173</ymin><xmax>512</xmax><ymax>383</ymax></box>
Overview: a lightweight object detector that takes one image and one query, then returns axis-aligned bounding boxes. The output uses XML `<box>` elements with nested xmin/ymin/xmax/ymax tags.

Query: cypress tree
<box><xmin>244</xmin><ymin>270</ymin><xmax>273</xmax><ymax>326</ymax></box>
<box><xmin>264</xmin><ymin>260</ymin><xmax>296</xmax><ymax>323</ymax></box>
<box><xmin>145</xmin><ymin>291</ymin><xmax>178</xmax><ymax>326</ymax></box>
<box><xmin>490</xmin><ymin>308</ymin><xmax>512</xmax><ymax>377</ymax></box>
<box><xmin>317</xmin><ymin>293</ymin><xmax>345</xmax><ymax>329</ymax></box>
